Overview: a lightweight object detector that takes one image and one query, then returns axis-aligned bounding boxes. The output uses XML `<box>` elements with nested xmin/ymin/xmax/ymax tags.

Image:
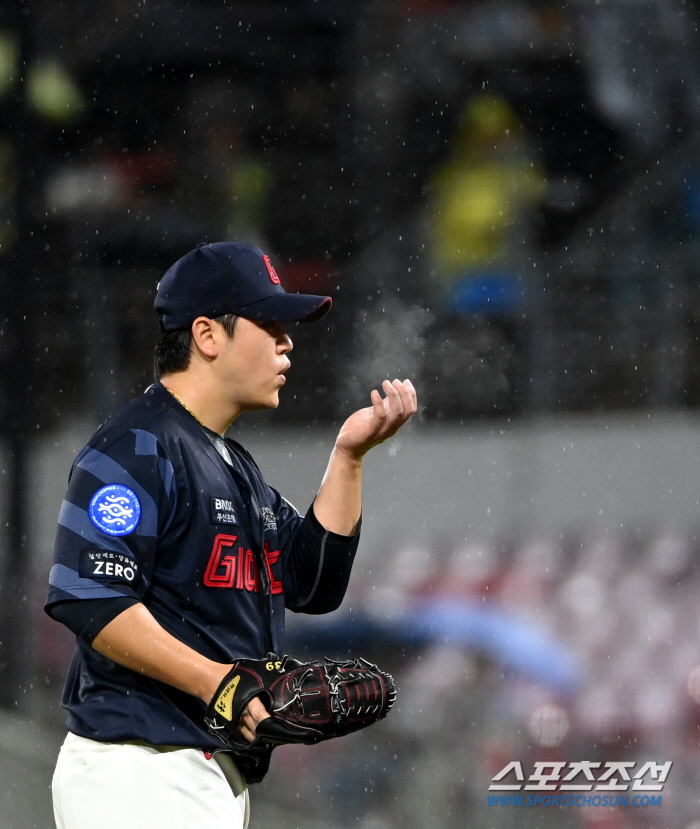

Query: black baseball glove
<box><xmin>204</xmin><ymin>653</ymin><xmax>396</xmax><ymax>756</ymax></box>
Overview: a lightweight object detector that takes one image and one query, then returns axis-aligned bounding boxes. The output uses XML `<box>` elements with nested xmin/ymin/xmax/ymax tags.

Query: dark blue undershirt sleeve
<box><xmin>49</xmin><ymin>597</ymin><xmax>141</xmax><ymax>644</ymax></box>
<box><xmin>286</xmin><ymin>503</ymin><xmax>361</xmax><ymax>615</ymax></box>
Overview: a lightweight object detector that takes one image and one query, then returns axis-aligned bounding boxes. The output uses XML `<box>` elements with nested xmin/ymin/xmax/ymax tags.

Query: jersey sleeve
<box><xmin>267</xmin><ymin>486</ymin><xmax>361</xmax><ymax>614</ymax></box>
<box><xmin>228</xmin><ymin>439</ymin><xmax>361</xmax><ymax>614</ymax></box>
<box><xmin>45</xmin><ymin>428</ymin><xmax>177</xmax><ymax>616</ymax></box>
<box><xmin>268</xmin><ymin>487</ymin><xmax>305</xmax><ymax>555</ymax></box>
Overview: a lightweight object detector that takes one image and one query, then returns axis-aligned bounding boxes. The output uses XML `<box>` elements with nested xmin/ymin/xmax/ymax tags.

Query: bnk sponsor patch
<box><xmin>80</xmin><ymin>549</ymin><xmax>140</xmax><ymax>583</ymax></box>
<box><xmin>210</xmin><ymin>497</ymin><xmax>237</xmax><ymax>525</ymax></box>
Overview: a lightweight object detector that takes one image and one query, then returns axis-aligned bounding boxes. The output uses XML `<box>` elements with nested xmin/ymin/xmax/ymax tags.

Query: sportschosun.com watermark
<box><xmin>487</xmin><ymin>760</ymin><xmax>671</xmax><ymax>807</ymax></box>
<box><xmin>488</xmin><ymin>794</ymin><xmax>662</xmax><ymax>808</ymax></box>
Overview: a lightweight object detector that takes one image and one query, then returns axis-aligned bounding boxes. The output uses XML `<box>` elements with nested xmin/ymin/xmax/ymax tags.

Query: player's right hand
<box><xmin>236</xmin><ymin>696</ymin><xmax>271</xmax><ymax>743</ymax></box>
<box><xmin>334</xmin><ymin>378</ymin><xmax>417</xmax><ymax>459</ymax></box>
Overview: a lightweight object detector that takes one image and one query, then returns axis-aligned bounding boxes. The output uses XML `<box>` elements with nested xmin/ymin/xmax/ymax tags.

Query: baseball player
<box><xmin>45</xmin><ymin>242</ymin><xmax>416</xmax><ymax>829</ymax></box>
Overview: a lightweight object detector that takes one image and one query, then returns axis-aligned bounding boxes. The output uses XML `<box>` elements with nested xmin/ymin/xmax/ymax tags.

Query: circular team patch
<box><xmin>88</xmin><ymin>484</ymin><xmax>141</xmax><ymax>536</ymax></box>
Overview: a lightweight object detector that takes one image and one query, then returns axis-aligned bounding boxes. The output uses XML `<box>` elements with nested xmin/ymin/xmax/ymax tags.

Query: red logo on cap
<box><xmin>263</xmin><ymin>255</ymin><xmax>281</xmax><ymax>285</ymax></box>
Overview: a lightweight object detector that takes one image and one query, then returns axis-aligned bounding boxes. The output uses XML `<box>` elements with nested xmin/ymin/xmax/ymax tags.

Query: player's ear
<box><xmin>191</xmin><ymin>317</ymin><xmax>219</xmax><ymax>359</ymax></box>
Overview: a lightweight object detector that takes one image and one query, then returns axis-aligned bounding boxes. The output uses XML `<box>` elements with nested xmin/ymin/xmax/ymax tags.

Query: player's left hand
<box><xmin>205</xmin><ymin>654</ymin><xmax>396</xmax><ymax>753</ymax></box>
<box><xmin>335</xmin><ymin>379</ymin><xmax>417</xmax><ymax>460</ymax></box>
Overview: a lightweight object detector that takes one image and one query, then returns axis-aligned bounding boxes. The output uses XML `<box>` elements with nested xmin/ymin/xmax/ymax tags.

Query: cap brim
<box><xmin>236</xmin><ymin>293</ymin><xmax>332</xmax><ymax>323</ymax></box>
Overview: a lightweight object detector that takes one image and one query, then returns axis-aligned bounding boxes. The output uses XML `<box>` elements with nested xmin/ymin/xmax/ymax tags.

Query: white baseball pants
<box><xmin>52</xmin><ymin>733</ymin><xmax>249</xmax><ymax>829</ymax></box>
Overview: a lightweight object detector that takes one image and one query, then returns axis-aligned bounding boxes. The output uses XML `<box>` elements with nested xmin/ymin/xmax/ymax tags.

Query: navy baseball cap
<box><xmin>154</xmin><ymin>242</ymin><xmax>332</xmax><ymax>331</ymax></box>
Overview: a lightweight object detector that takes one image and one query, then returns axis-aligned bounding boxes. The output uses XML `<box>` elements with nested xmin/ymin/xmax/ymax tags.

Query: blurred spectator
<box><xmin>426</xmin><ymin>94</ymin><xmax>546</xmax><ymax>315</ymax></box>
<box><xmin>28</xmin><ymin>60</ymin><xmax>85</xmax><ymax>123</ymax></box>
<box><xmin>579</xmin><ymin>0</ymin><xmax>700</xmax><ymax>157</ymax></box>
<box><xmin>180</xmin><ymin>80</ymin><xmax>272</xmax><ymax>247</ymax></box>
<box><xmin>418</xmin><ymin>95</ymin><xmax>546</xmax><ymax>419</ymax></box>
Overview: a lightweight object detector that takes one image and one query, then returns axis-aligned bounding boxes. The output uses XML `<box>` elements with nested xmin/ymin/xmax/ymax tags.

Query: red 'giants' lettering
<box><xmin>244</xmin><ymin>549</ymin><xmax>259</xmax><ymax>592</ymax></box>
<box><xmin>203</xmin><ymin>534</ymin><xmax>238</xmax><ymax>588</ymax></box>
<box><xmin>263</xmin><ymin>543</ymin><xmax>284</xmax><ymax>595</ymax></box>
<box><xmin>204</xmin><ymin>537</ymin><xmax>282</xmax><ymax>594</ymax></box>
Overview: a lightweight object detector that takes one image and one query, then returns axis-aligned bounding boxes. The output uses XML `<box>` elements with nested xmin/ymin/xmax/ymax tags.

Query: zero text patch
<box><xmin>80</xmin><ymin>549</ymin><xmax>140</xmax><ymax>583</ymax></box>
<box><xmin>88</xmin><ymin>484</ymin><xmax>141</xmax><ymax>536</ymax></box>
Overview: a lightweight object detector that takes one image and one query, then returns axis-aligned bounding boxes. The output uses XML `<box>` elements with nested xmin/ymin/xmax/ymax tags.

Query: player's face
<box><xmin>215</xmin><ymin>317</ymin><xmax>293</xmax><ymax>411</ymax></box>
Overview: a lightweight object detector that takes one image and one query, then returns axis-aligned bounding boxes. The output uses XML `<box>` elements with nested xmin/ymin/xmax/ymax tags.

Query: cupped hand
<box><xmin>335</xmin><ymin>379</ymin><xmax>417</xmax><ymax>460</ymax></box>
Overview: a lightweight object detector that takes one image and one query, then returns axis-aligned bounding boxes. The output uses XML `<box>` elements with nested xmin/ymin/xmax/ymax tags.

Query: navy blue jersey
<box><xmin>45</xmin><ymin>383</ymin><xmax>359</xmax><ymax>763</ymax></box>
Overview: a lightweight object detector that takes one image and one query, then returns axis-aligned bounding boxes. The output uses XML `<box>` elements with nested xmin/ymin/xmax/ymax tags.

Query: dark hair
<box><xmin>154</xmin><ymin>313</ymin><xmax>239</xmax><ymax>380</ymax></box>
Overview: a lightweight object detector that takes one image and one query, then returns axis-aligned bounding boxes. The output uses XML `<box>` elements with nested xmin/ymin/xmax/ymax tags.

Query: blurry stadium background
<box><xmin>3</xmin><ymin>0</ymin><xmax>700</xmax><ymax>827</ymax></box>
